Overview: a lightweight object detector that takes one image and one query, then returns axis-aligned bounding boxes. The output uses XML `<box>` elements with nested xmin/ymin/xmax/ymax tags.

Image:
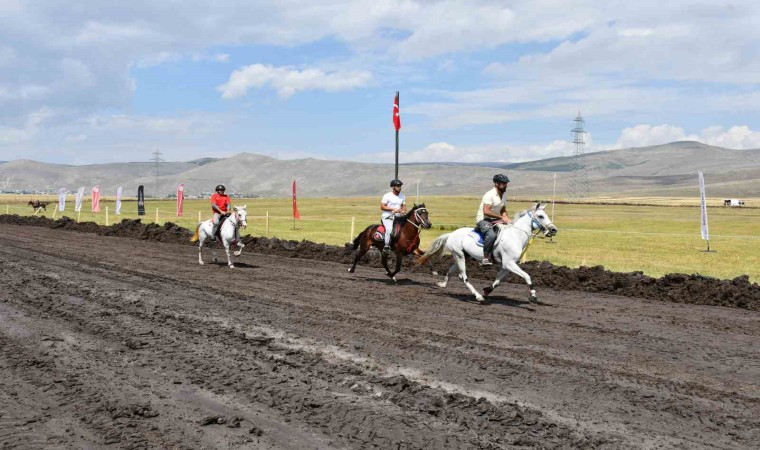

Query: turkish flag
<box><xmin>292</xmin><ymin>180</ymin><xmax>300</xmax><ymax>219</ymax></box>
<box><xmin>393</xmin><ymin>92</ymin><xmax>401</xmax><ymax>131</ymax></box>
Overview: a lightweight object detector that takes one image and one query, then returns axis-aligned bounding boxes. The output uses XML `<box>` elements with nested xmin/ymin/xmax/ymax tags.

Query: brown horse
<box><xmin>28</xmin><ymin>200</ymin><xmax>47</xmax><ymax>211</ymax></box>
<box><xmin>348</xmin><ymin>203</ymin><xmax>432</xmax><ymax>281</ymax></box>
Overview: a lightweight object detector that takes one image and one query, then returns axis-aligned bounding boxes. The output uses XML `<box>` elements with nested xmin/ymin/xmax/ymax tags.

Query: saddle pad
<box><xmin>468</xmin><ymin>229</ymin><xmax>484</xmax><ymax>247</ymax></box>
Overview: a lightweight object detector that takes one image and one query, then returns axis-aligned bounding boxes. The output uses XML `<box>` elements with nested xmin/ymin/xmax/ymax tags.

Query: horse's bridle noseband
<box><xmin>405</xmin><ymin>207</ymin><xmax>429</xmax><ymax>229</ymax></box>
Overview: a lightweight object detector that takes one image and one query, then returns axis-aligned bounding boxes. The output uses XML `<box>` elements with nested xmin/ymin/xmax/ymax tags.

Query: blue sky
<box><xmin>1</xmin><ymin>0</ymin><xmax>758</xmax><ymax>164</ymax></box>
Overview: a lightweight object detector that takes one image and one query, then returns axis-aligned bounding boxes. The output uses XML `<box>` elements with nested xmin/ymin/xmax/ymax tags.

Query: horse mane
<box><xmin>514</xmin><ymin>209</ymin><xmax>528</xmax><ymax>220</ymax></box>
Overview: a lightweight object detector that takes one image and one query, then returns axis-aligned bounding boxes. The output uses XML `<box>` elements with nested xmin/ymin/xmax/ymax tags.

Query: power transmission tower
<box><xmin>569</xmin><ymin>112</ymin><xmax>589</xmax><ymax>199</ymax></box>
<box><xmin>151</xmin><ymin>150</ymin><xmax>164</xmax><ymax>198</ymax></box>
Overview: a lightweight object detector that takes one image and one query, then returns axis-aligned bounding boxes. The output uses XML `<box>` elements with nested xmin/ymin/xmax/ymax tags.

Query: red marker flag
<box><xmin>176</xmin><ymin>183</ymin><xmax>184</xmax><ymax>217</ymax></box>
<box><xmin>292</xmin><ymin>180</ymin><xmax>300</xmax><ymax>219</ymax></box>
<box><xmin>393</xmin><ymin>92</ymin><xmax>401</xmax><ymax>131</ymax></box>
<box><xmin>91</xmin><ymin>185</ymin><xmax>100</xmax><ymax>212</ymax></box>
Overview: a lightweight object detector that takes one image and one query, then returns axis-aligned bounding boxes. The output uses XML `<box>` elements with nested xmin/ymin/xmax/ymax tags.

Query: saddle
<box><xmin>372</xmin><ymin>217</ymin><xmax>405</xmax><ymax>243</ymax></box>
<box><xmin>470</xmin><ymin>219</ymin><xmax>506</xmax><ymax>247</ymax></box>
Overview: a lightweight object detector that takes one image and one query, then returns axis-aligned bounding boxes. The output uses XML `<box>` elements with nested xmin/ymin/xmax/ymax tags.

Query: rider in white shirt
<box><xmin>380</xmin><ymin>179</ymin><xmax>406</xmax><ymax>254</ymax></box>
<box><xmin>475</xmin><ymin>174</ymin><xmax>512</xmax><ymax>265</ymax></box>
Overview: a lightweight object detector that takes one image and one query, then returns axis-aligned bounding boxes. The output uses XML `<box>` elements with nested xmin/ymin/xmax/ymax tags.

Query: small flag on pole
<box><xmin>74</xmin><ymin>187</ymin><xmax>84</xmax><ymax>212</ymax></box>
<box><xmin>393</xmin><ymin>92</ymin><xmax>401</xmax><ymax>131</ymax></box>
<box><xmin>115</xmin><ymin>186</ymin><xmax>123</xmax><ymax>215</ymax></box>
<box><xmin>698</xmin><ymin>171</ymin><xmax>709</xmax><ymax>240</ymax></box>
<box><xmin>176</xmin><ymin>184</ymin><xmax>185</xmax><ymax>217</ymax></box>
<box><xmin>292</xmin><ymin>180</ymin><xmax>300</xmax><ymax>219</ymax></box>
<box><xmin>58</xmin><ymin>188</ymin><xmax>66</xmax><ymax>212</ymax></box>
<box><xmin>91</xmin><ymin>186</ymin><xmax>100</xmax><ymax>212</ymax></box>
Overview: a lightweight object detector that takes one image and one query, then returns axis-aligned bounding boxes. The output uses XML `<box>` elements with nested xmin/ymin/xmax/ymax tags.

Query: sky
<box><xmin>0</xmin><ymin>0</ymin><xmax>758</xmax><ymax>165</ymax></box>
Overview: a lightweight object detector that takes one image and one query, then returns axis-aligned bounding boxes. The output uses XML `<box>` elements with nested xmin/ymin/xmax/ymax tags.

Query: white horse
<box><xmin>418</xmin><ymin>203</ymin><xmax>557</xmax><ymax>303</ymax></box>
<box><xmin>190</xmin><ymin>205</ymin><xmax>248</xmax><ymax>268</ymax></box>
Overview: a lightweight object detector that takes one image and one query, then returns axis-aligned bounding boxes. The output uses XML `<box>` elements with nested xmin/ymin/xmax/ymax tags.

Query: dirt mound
<box><xmin>2</xmin><ymin>214</ymin><xmax>758</xmax><ymax>310</ymax></box>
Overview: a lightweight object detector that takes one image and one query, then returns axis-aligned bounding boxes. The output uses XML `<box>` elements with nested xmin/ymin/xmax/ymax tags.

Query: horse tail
<box><xmin>190</xmin><ymin>223</ymin><xmax>200</xmax><ymax>243</ymax></box>
<box><xmin>417</xmin><ymin>233</ymin><xmax>451</xmax><ymax>265</ymax></box>
<box><xmin>352</xmin><ymin>225</ymin><xmax>372</xmax><ymax>250</ymax></box>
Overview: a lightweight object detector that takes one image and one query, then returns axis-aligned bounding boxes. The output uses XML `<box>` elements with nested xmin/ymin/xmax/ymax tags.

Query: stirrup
<box><xmin>480</xmin><ymin>257</ymin><xmax>493</xmax><ymax>266</ymax></box>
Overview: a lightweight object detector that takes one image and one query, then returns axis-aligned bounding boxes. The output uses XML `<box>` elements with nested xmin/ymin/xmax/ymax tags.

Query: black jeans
<box><xmin>475</xmin><ymin>220</ymin><xmax>498</xmax><ymax>256</ymax></box>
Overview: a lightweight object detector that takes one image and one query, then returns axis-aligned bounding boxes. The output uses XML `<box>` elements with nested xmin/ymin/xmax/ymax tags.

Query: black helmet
<box><xmin>390</xmin><ymin>179</ymin><xmax>403</xmax><ymax>187</ymax></box>
<box><xmin>215</xmin><ymin>184</ymin><xmax>226</xmax><ymax>191</ymax></box>
<box><xmin>492</xmin><ymin>174</ymin><xmax>510</xmax><ymax>184</ymax></box>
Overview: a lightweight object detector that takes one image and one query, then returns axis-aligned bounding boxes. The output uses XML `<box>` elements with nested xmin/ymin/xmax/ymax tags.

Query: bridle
<box><xmin>404</xmin><ymin>207</ymin><xmax>429</xmax><ymax>229</ymax></box>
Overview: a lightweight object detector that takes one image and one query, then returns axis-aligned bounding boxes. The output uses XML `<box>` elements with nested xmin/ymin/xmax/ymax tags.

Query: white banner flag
<box><xmin>698</xmin><ymin>171</ymin><xmax>709</xmax><ymax>240</ymax></box>
<box><xmin>74</xmin><ymin>187</ymin><xmax>85</xmax><ymax>212</ymax></box>
<box><xmin>58</xmin><ymin>188</ymin><xmax>66</xmax><ymax>212</ymax></box>
<box><xmin>115</xmin><ymin>186</ymin><xmax>123</xmax><ymax>215</ymax></box>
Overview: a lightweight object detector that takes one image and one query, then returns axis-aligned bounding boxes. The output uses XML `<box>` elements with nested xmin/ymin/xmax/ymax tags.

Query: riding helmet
<box><xmin>390</xmin><ymin>179</ymin><xmax>403</xmax><ymax>187</ymax></box>
<box><xmin>492</xmin><ymin>174</ymin><xmax>510</xmax><ymax>184</ymax></box>
<box><xmin>215</xmin><ymin>184</ymin><xmax>226</xmax><ymax>191</ymax></box>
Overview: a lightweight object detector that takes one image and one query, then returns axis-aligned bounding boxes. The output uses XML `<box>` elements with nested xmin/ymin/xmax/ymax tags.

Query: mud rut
<box><xmin>0</xmin><ymin>222</ymin><xmax>759</xmax><ymax>449</ymax></box>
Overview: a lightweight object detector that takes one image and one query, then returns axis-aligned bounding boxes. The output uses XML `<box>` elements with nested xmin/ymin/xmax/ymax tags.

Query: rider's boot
<box><xmin>210</xmin><ymin>226</ymin><xmax>218</xmax><ymax>241</ymax></box>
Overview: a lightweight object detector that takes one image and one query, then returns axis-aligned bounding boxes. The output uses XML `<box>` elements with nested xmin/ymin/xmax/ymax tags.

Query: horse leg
<box><xmin>453</xmin><ymin>252</ymin><xmax>484</xmax><ymax>302</ymax></box>
<box><xmin>233</xmin><ymin>241</ymin><xmax>244</xmax><ymax>257</ymax></box>
<box><xmin>387</xmin><ymin>251</ymin><xmax>403</xmax><ymax>282</ymax></box>
<box><xmin>198</xmin><ymin>238</ymin><xmax>205</xmax><ymax>265</ymax></box>
<box><xmin>223</xmin><ymin>241</ymin><xmax>234</xmax><ymax>268</ymax></box>
<box><xmin>483</xmin><ymin>267</ymin><xmax>510</xmax><ymax>298</ymax></box>
<box><xmin>437</xmin><ymin>262</ymin><xmax>459</xmax><ymax>288</ymax></box>
<box><xmin>381</xmin><ymin>251</ymin><xmax>392</xmax><ymax>277</ymax></box>
<box><xmin>348</xmin><ymin>238</ymin><xmax>370</xmax><ymax>273</ymax></box>
<box><xmin>502</xmin><ymin>260</ymin><xmax>536</xmax><ymax>302</ymax></box>
<box><xmin>413</xmin><ymin>248</ymin><xmax>438</xmax><ymax>276</ymax></box>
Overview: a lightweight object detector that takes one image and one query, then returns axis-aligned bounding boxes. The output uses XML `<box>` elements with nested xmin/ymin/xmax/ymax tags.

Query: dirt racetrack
<box><xmin>1</xmin><ymin>217</ymin><xmax>759</xmax><ymax>449</ymax></box>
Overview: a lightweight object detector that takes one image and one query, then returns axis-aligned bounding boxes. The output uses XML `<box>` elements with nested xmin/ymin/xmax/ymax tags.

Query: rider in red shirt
<box><xmin>210</xmin><ymin>184</ymin><xmax>230</xmax><ymax>241</ymax></box>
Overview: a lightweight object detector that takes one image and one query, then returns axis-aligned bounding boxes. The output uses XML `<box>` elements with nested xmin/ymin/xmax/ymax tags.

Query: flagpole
<box><xmin>548</xmin><ymin>173</ymin><xmax>557</xmax><ymax>244</ymax></box>
<box><xmin>395</xmin><ymin>91</ymin><xmax>399</xmax><ymax>180</ymax></box>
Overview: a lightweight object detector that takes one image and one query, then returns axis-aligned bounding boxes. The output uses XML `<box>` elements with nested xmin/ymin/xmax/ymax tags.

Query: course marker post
<box><xmin>265</xmin><ymin>211</ymin><xmax>270</xmax><ymax>238</ymax></box>
<box><xmin>105</xmin><ymin>207</ymin><xmax>109</xmax><ymax>226</ymax></box>
<box><xmin>350</xmin><ymin>217</ymin><xmax>355</xmax><ymax>241</ymax></box>
<box><xmin>155</xmin><ymin>208</ymin><xmax>159</xmax><ymax>224</ymax></box>
<box><xmin>52</xmin><ymin>208</ymin><xmax>58</xmax><ymax>220</ymax></box>
<box><xmin>77</xmin><ymin>210</ymin><xmax>81</xmax><ymax>223</ymax></box>
<box><xmin>198</xmin><ymin>210</ymin><xmax>202</xmax><ymax>222</ymax></box>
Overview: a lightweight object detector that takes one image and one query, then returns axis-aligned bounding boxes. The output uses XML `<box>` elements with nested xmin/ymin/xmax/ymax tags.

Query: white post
<box><xmin>265</xmin><ymin>211</ymin><xmax>270</xmax><ymax>238</ymax></box>
<box><xmin>105</xmin><ymin>206</ymin><xmax>109</xmax><ymax>226</ymax></box>
<box><xmin>416</xmin><ymin>179</ymin><xmax>420</xmax><ymax>204</ymax></box>
<box><xmin>52</xmin><ymin>207</ymin><xmax>58</xmax><ymax>220</ymax></box>
<box><xmin>77</xmin><ymin>210</ymin><xmax>81</xmax><ymax>223</ymax></box>
<box><xmin>350</xmin><ymin>217</ymin><xmax>355</xmax><ymax>241</ymax></box>
<box><xmin>198</xmin><ymin>210</ymin><xmax>202</xmax><ymax>222</ymax></box>
<box><xmin>155</xmin><ymin>208</ymin><xmax>159</xmax><ymax>224</ymax></box>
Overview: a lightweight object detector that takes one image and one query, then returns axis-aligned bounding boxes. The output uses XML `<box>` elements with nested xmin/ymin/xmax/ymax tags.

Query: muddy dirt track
<box><xmin>1</xmin><ymin>219</ymin><xmax>759</xmax><ymax>449</ymax></box>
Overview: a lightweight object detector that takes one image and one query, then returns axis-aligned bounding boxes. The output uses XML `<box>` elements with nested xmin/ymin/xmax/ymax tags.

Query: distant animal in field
<box><xmin>28</xmin><ymin>200</ymin><xmax>47</xmax><ymax>212</ymax></box>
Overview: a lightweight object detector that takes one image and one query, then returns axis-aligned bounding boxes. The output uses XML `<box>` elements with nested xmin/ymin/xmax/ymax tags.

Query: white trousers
<box><xmin>381</xmin><ymin>215</ymin><xmax>395</xmax><ymax>246</ymax></box>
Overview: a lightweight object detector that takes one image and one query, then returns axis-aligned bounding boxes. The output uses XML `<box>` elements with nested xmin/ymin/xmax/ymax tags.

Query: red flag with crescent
<box><xmin>292</xmin><ymin>180</ymin><xmax>300</xmax><ymax>219</ymax></box>
<box><xmin>393</xmin><ymin>92</ymin><xmax>401</xmax><ymax>131</ymax></box>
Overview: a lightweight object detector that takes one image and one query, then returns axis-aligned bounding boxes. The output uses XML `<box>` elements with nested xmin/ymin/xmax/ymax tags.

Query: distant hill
<box><xmin>1</xmin><ymin>141</ymin><xmax>758</xmax><ymax>198</ymax></box>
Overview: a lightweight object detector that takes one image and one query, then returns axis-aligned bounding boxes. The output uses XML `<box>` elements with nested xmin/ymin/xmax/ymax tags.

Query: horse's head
<box><xmin>233</xmin><ymin>205</ymin><xmax>248</xmax><ymax>229</ymax></box>
<box><xmin>410</xmin><ymin>203</ymin><xmax>432</xmax><ymax>229</ymax></box>
<box><xmin>528</xmin><ymin>203</ymin><xmax>557</xmax><ymax>237</ymax></box>
<box><xmin>28</xmin><ymin>201</ymin><xmax>33</xmax><ymax>205</ymax></box>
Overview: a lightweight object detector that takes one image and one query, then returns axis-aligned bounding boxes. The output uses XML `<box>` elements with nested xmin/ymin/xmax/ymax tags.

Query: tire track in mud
<box><xmin>1</xmin><ymin>225</ymin><xmax>759</xmax><ymax>449</ymax></box>
<box><xmin>0</xmin><ymin>244</ymin><xmax>611</xmax><ymax>449</ymax></box>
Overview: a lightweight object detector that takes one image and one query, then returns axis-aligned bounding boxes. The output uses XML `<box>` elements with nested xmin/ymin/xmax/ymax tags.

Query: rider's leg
<box><xmin>381</xmin><ymin>216</ymin><xmax>394</xmax><ymax>253</ymax></box>
<box><xmin>477</xmin><ymin>220</ymin><xmax>496</xmax><ymax>265</ymax></box>
<box><xmin>211</xmin><ymin>213</ymin><xmax>220</xmax><ymax>241</ymax></box>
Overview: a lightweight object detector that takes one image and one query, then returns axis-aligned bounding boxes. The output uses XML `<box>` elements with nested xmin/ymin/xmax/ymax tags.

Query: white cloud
<box><xmin>218</xmin><ymin>64</ymin><xmax>372</xmax><ymax>99</ymax></box>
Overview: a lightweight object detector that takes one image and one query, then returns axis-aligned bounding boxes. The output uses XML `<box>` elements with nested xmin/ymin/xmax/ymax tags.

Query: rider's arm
<box><xmin>381</xmin><ymin>201</ymin><xmax>398</xmax><ymax>213</ymax></box>
<box><xmin>499</xmin><ymin>206</ymin><xmax>512</xmax><ymax>223</ymax></box>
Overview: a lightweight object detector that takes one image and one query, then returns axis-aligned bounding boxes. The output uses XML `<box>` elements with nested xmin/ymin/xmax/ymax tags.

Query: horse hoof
<box><xmin>347</xmin><ymin>267</ymin><xmax>354</xmax><ymax>273</ymax></box>
<box><xmin>431</xmin><ymin>271</ymin><xmax>439</xmax><ymax>276</ymax></box>
<box><xmin>529</xmin><ymin>295</ymin><xmax>538</xmax><ymax>303</ymax></box>
<box><xmin>199</xmin><ymin>261</ymin><xmax>204</xmax><ymax>265</ymax></box>
<box><xmin>475</xmin><ymin>295</ymin><xmax>485</xmax><ymax>302</ymax></box>
<box><xmin>483</xmin><ymin>286</ymin><xmax>493</xmax><ymax>297</ymax></box>
<box><xmin>229</xmin><ymin>264</ymin><xmax>235</xmax><ymax>269</ymax></box>
<box><xmin>436</xmin><ymin>282</ymin><xmax>447</xmax><ymax>288</ymax></box>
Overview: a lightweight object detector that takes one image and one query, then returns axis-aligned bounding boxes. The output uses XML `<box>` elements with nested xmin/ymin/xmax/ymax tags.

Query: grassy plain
<box><xmin>4</xmin><ymin>194</ymin><xmax>759</xmax><ymax>282</ymax></box>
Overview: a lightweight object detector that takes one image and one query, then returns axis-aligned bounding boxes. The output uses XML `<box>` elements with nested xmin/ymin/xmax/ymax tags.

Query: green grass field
<box><xmin>5</xmin><ymin>194</ymin><xmax>759</xmax><ymax>282</ymax></box>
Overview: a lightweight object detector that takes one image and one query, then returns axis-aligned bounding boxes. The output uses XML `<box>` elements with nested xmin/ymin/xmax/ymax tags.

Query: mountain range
<box><xmin>1</xmin><ymin>141</ymin><xmax>758</xmax><ymax>198</ymax></box>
